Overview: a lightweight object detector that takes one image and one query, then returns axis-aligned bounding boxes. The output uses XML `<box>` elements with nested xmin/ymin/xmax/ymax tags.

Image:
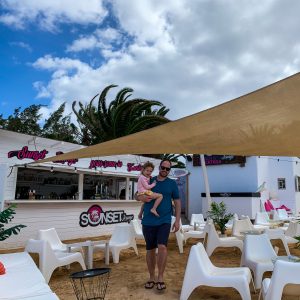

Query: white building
<box><xmin>187</xmin><ymin>155</ymin><xmax>300</xmax><ymax>219</ymax></box>
<box><xmin>0</xmin><ymin>129</ymin><xmax>163</xmax><ymax>249</ymax></box>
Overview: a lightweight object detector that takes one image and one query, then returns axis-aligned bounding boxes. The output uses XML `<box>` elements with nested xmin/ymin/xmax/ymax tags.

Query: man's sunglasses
<box><xmin>160</xmin><ymin>166</ymin><xmax>171</xmax><ymax>171</ymax></box>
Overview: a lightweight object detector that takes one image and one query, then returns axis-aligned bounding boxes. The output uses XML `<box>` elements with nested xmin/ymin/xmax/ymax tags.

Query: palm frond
<box><xmin>0</xmin><ymin>225</ymin><xmax>27</xmax><ymax>241</ymax></box>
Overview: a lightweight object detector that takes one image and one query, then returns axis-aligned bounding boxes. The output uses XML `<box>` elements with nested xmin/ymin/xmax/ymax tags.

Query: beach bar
<box><xmin>0</xmin><ymin>129</ymin><xmax>164</xmax><ymax>249</ymax></box>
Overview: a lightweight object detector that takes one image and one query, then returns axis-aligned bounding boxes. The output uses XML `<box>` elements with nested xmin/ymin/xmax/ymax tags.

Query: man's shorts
<box><xmin>142</xmin><ymin>223</ymin><xmax>171</xmax><ymax>250</ymax></box>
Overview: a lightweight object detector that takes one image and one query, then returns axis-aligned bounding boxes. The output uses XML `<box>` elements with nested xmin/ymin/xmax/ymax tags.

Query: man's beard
<box><xmin>159</xmin><ymin>171</ymin><xmax>168</xmax><ymax>177</ymax></box>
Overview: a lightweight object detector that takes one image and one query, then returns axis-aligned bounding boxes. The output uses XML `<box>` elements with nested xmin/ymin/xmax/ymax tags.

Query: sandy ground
<box><xmin>37</xmin><ymin>235</ymin><xmax>300</xmax><ymax>300</ymax></box>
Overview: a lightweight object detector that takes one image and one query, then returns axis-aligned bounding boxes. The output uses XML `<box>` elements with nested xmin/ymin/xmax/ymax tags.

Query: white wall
<box><xmin>202</xmin><ymin>196</ymin><xmax>261</xmax><ymax>219</ymax></box>
<box><xmin>294</xmin><ymin>160</ymin><xmax>300</xmax><ymax>214</ymax></box>
<box><xmin>0</xmin><ymin>136</ymin><xmax>20</xmax><ymax>200</ymax></box>
<box><xmin>1</xmin><ymin>201</ymin><xmax>141</xmax><ymax>249</ymax></box>
<box><xmin>0</xmin><ymin>164</ymin><xmax>8</xmax><ymax>210</ymax></box>
<box><xmin>187</xmin><ymin>156</ymin><xmax>258</xmax><ymax>219</ymax></box>
<box><xmin>295</xmin><ymin>193</ymin><xmax>300</xmax><ymax>215</ymax></box>
<box><xmin>264</xmin><ymin>157</ymin><xmax>295</xmax><ymax>210</ymax></box>
<box><xmin>256</xmin><ymin>156</ymin><xmax>269</xmax><ymax>203</ymax></box>
<box><xmin>188</xmin><ymin>155</ymin><xmax>300</xmax><ymax>219</ymax></box>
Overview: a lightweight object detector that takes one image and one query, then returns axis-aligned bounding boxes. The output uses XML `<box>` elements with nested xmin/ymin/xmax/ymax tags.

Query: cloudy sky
<box><xmin>1</xmin><ymin>0</ymin><xmax>300</xmax><ymax>121</ymax></box>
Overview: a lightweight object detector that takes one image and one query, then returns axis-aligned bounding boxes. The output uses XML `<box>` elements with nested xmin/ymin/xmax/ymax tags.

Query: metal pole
<box><xmin>200</xmin><ymin>155</ymin><xmax>212</xmax><ymax>214</ymax></box>
<box><xmin>125</xmin><ymin>177</ymin><xmax>130</xmax><ymax>200</ymax></box>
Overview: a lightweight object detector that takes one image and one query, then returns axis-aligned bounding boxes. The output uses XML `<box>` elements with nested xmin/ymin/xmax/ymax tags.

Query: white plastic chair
<box><xmin>270</xmin><ymin>210</ymin><xmax>281</xmax><ymax>221</ymax></box>
<box><xmin>190</xmin><ymin>213</ymin><xmax>205</xmax><ymax>225</ymax></box>
<box><xmin>206</xmin><ymin>223</ymin><xmax>243</xmax><ymax>257</ymax></box>
<box><xmin>241</xmin><ymin>234</ymin><xmax>277</xmax><ymax>289</ymax></box>
<box><xmin>94</xmin><ymin>223</ymin><xmax>138</xmax><ymax>263</ymax></box>
<box><xmin>264</xmin><ymin>228</ymin><xmax>290</xmax><ymax>255</ymax></box>
<box><xmin>172</xmin><ymin>216</ymin><xmax>186</xmax><ymax>253</ymax></box>
<box><xmin>182</xmin><ymin>213</ymin><xmax>206</xmax><ymax>232</ymax></box>
<box><xmin>225</xmin><ymin>213</ymin><xmax>239</xmax><ymax>230</ymax></box>
<box><xmin>38</xmin><ymin>228</ymin><xmax>80</xmax><ymax>252</ymax></box>
<box><xmin>276</xmin><ymin>208</ymin><xmax>293</xmax><ymax>221</ymax></box>
<box><xmin>25</xmin><ymin>239</ymin><xmax>86</xmax><ymax>283</ymax></box>
<box><xmin>175</xmin><ymin>222</ymin><xmax>208</xmax><ymax>254</ymax></box>
<box><xmin>171</xmin><ymin>216</ymin><xmax>185</xmax><ymax>253</ymax></box>
<box><xmin>241</xmin><ymin>215</ymin><xmax>268</xmax><ymax>231</ymax></box>
<box><xmin>255</xmin><ymin>212</ymin><xmax>270</xmax><ymax>227</ymax></box>
<box><xmin>260</xmin><ymin>199</ymin><xmax>267</xmax><ymax>212</ymax></box>
<box><xmin>240</xmin><ymin>215</ymin><xmax>253</xmax><ymax>224</ymax></box>
<box><xmin>232</xmin><ymin>219</ymin><xmax>253</xmax><ymax>239</ymax></box>
<box><xmin>171</xmin><ymin>215</ymin><xmax>182</xmax><ymax>232</ymax></box>
<box><xmin>285</xmin><ymin>221</ymin><xmax>300</xmax><ymax>244</ymax></box>
<box><xmin>183</xmin><ymin>219</ymin><xmax>208</xmax><ymax>243</ymax></box>
<box><xmin>184</xmin><ymin>229</ymin><xmax>206</xmax><ymax>243</ymax></box>
<box><xmin>131</xmin><ymin>219</ymin><xmax>144</xmax><ymax>240</ymax></box>
<box><xmin>259</xmin><ymin>259</ymin><xmax>300</xmax><ymax>300</ymax></box>
<box><xmin>175</xmin><ymin>228</ymin><xmax>185</xmax><ymax>254</ymax></box>
<box><xmin>180</xmin><ymin>243</ymin><xmax>252</xmax><ymax>300</ymax></box>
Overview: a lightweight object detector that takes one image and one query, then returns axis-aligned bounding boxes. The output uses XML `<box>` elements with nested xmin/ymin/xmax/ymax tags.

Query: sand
<box><xmin>44</xmin><ymin>235</ymin><xmax>300</xmax><ymax>300</ymax></box>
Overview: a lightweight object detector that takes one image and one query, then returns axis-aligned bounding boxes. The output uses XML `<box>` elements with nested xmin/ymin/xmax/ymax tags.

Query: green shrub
<box><xmin>0</xmin><ymin>204</ymin><xmax>26</xmax><ymax>241</ymax></box>
<box><xmin>207</xmin><ymin>201</ymin><xmax>233</xmax><ymax>235</ymax></box>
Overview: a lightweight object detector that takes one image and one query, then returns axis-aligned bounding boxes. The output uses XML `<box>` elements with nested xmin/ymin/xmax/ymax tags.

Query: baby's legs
<box><xmin>150</xmin><ymin>193</ymin><xmax>163</xmax><ymax>217</ymax></box>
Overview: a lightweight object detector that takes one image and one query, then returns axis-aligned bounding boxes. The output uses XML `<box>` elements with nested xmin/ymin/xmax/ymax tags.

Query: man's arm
<box><xmin>172</xmin><ymin>199</ymin><xmax>181</xmax><ymax>232</ymax></box>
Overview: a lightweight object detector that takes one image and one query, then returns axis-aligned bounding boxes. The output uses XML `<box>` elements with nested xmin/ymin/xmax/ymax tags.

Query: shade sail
<box><xmin>38</xmin><ymin>72</ymin><xmax>300</xmax><ymax>163</ymax></box>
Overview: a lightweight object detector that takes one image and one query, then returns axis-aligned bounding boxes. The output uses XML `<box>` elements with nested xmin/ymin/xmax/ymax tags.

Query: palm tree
<box><xmin>163</xmin><ymin>154</ymin><xmax>186</xmax><ymax>168</ymax></box>
<box><xmin>72</xmin><ymin>85</ymin><xmax>170</xmax><ymax>145</ymax></box>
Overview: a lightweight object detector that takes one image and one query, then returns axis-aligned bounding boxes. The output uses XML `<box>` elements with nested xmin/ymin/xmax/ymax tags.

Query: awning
<box><xmin>37</xmin><ymin>72</ymin><xmax>300</xmax><ymax>162</ymax></box>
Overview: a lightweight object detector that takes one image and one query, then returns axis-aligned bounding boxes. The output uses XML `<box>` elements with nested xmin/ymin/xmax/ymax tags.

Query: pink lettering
<box><xmin>54</xmin><ymin>151</ymin><xmax>78</xmax><ymax>166</ymax></box>
<box><xmin>8</xmin><ymin>146</ymin><xmax>48</xmax><ymax>161</ymax></box>
<box><xmin>127</xmin><ymin>163</ymin><xmax>142</xmax><ymax>172</ymax></box>
<box><xmin>89</xmin><ymin>160</ymin><xmax>123</xmax><ymax>169</ymax></box>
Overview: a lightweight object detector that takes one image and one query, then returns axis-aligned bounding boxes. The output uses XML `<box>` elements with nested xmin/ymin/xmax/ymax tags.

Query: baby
<box><xmin>137</xmin><ymin>161</ymin><xmax>163</xmax><ymax>218</ymax></box>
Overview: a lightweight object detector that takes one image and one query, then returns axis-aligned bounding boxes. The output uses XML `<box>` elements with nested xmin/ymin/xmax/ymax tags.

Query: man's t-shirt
<box><xmin>142</xmin><ymin>176</ymin><xmax>179</xmax><ymax>226</ymax></box>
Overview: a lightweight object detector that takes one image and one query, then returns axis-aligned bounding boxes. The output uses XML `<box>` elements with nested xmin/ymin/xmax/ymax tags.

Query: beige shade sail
<box><xmin>38</xmin><ymin>72</ymin><xmax>300</xmax><ymax>163</ymax></box>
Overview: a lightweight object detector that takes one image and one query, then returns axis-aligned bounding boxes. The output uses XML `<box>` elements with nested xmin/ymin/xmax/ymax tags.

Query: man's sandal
<box><xmin>144</xmin><ymin>281</ymin><xmax>156</xmax><ymax>289</ymax></box>
<box><xmin>156</xmin><ymin>282</ymin><xmax>166</xmax><ymax>290</ymax></box>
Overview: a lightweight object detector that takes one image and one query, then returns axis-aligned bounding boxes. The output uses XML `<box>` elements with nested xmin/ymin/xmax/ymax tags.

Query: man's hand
<box><xmin>172</xmin><ymin>220</ymin><xmax>180</xmax><ymax>233</ymax></box>
<box><xmin>135</xmin><ymin>193</ymin><xmax>152</xmax><ymax>203</ymax></box>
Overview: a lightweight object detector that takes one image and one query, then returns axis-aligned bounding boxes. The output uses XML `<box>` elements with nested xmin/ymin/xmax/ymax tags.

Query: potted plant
<box><xmin>207</xmin><ymin>201</ymin><xmax>233</xmax><ymax>236</ymax></box>
<box><xmin>0</xmin><ymin>204</ymin><xmax>26</xmax><ymax>241</ymax></box>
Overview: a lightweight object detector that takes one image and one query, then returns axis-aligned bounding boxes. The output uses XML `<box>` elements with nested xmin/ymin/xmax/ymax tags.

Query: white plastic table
<box><xmin>66</xmin><ymin>240</ymin><xmax>109</xmax><ymax>269</ymax></box>
<box><xmin>272</xmin><ymin>255</ymin><xmax>300</xmax><ymax>264</ymax></box>
<box><xmin>240</xmin><ymin>229</ymin><xmax>263</xmax><ymax>235</ymax></box>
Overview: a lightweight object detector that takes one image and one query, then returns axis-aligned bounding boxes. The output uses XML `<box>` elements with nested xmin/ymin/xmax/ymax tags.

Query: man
<box><xmin>136</xmin><ymin>159</ymin><xmax>181</xmax><ymax>291</ymax></box>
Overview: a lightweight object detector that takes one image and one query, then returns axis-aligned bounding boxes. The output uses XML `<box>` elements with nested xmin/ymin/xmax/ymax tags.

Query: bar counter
<box><xmin>2</xmin><ymin>199</ymin><xmax>141</xmax><ymax>250</ymax></box>
<box><xmin>6</xmin><ymin>199</ymin><xmax>137</xmax><ymax>204</ymax></box>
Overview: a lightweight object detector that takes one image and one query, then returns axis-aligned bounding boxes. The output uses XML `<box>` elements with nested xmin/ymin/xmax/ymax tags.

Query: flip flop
<box><xmin>156</xmin><ymin>281</ymin><xmax>166</xmax><ymax>290</ymax></box>
<box><xmin>144</xmin><ymin>281</ymin><xmax>156</xmax><ymax>289</ymax></box>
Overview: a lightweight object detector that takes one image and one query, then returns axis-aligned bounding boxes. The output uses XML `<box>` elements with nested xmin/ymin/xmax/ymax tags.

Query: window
<box><xmin>16</xmin><ymin>167</ymin><xmax>78</xmax><ymax>200</ymax></box>
<box><xmin>295</xmin><ymin>176</ymin><xmax>300</xmax><ymax>192</ymax></box>
<box><xmin>277</xmin><ymin>178</ymin><xmax>286</xmax><ymax>190</ymax></box>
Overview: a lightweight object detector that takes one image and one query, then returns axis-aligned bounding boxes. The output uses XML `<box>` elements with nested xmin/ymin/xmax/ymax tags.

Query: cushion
<box><xmin>277</xmin><ymin>204</ymin><xmax>291</xmax><ymax>212</ymax></box>
<box><xmin>0</xmin><ymin>261</ymin><xmax>5</xmax><ymax>275</ymax></box>
<box><xmin>266</xmin><ymin>200</ymin><xmax>275</xmax><ymax>210</ymax></box>
<box><xmin>264</xmin><ymin>201</ymin><xmax>272</xmax><ymax>212</ymax></box>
